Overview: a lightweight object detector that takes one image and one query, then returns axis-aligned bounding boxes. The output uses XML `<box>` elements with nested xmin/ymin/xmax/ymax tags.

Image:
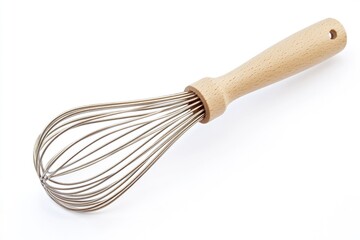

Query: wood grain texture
<box><xmin>186</xmin><ymin>18</ymin><xmax>347</xmax><ymax>123</ymax></box>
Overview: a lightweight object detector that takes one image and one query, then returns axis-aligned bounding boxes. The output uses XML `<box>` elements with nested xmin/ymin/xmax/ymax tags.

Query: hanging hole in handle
<box><xmin>329</xmin><ymin>29</ymin><xmax>337</xmax><ymax>40</ymax></box>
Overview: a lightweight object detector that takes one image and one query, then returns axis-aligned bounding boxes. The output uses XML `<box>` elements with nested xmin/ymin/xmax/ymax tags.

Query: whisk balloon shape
<box><xmin>34</xmin><ymin>19</ymin><xmax>346</xmax><ymax>211</ymax></box>
<box><xmin>34</xmin><ymin>92</ymin><xmax>204</xmax><ymax>211</ymax></box>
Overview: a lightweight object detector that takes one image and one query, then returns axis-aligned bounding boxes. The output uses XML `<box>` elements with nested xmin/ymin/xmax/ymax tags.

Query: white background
<box><xmin>1</xmin><ymin>0</ymin><xmax>359</xmax><ymax>239</ymax></box>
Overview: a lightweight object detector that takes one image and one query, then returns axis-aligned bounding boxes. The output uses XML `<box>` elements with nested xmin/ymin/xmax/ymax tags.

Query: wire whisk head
<box><xmin>33</xmin><ymin>92</ymin><xmax>204</xmax><ymax>211</ymax></box>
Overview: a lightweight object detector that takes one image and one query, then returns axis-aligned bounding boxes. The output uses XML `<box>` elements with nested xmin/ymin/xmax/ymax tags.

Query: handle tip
<box><xmin>320</xmin><ymin>18</ymin><xmax>347</xmax><ymax>52</ymax></box>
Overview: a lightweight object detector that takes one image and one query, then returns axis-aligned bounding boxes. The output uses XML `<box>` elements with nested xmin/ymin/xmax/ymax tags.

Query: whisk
<box><xmin>34</xmin><ymin>18</ymin><xmax>346</xmax><ymax>211</ymax></box>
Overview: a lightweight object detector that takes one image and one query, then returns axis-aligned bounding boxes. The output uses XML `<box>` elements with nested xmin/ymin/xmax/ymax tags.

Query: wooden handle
<box><xmin>186</xmin><ymin>18</ymin><xmax>347</xmax><ymax>123</ymax></box>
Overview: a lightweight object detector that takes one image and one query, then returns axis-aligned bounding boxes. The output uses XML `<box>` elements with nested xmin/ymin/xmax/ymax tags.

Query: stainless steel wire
<box><xmin>33</xmin><ymin>91</ymin><xmax>205</xmax><ymax>211</ymax></box>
